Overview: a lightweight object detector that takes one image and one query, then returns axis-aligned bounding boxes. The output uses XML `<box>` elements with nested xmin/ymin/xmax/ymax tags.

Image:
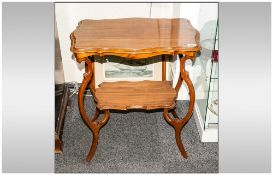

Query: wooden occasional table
<box><xmin>70</xmin><ymin>18</ymin><xmax>201</xmax><ymax>161</ymax></box>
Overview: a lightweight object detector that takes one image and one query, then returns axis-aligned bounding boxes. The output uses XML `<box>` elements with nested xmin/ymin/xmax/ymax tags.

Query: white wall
<box><xmin>198</xmin><ymin>3</ymin><xmax>218</xmax><ymax>30</ymax></box>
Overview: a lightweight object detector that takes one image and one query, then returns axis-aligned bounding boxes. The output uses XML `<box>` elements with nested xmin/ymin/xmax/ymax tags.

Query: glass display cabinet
<box><xmin>193</xmin><ymin>22</ymin><xmax>218</xmax><ymax>142</ymax></box>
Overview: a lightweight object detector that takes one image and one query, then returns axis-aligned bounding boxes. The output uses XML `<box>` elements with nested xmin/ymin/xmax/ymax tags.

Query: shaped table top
<box><xmin>70</xmin><ymin>18</ymin><xmax>201</xmax><ymax>60</ymax></box>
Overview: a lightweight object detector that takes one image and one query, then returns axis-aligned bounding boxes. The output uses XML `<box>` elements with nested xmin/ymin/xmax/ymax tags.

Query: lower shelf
<box><xmin>94</xmin><ymin>80</ymin><xmax>177</xmax><ymax>110</ymax></box>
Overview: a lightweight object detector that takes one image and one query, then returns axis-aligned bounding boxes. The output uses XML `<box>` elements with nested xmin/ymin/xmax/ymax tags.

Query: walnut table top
<box><xmin>70</xmin><ymin>18</ymin><xmax>200</xmax><ymax>60</ymax></box>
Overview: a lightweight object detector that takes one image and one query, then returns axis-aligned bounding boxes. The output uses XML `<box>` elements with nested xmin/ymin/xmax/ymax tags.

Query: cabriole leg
<box><xmin>78</xmin><ymin>56</ymin><xmax>110</xmax><ymax>162</ymax></box>
<box><xmin>174</xmin><ymin>123</ymin><xmax>187</xmax><ymax>158</ymax></box>
<box><xmin>163</xmin><ymin>53</ymin><xmax>196</xmax><ymax>159</ymax></box>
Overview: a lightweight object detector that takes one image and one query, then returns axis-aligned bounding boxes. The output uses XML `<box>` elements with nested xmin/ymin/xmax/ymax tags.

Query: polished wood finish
<box><xmin>86</xmin><ymin>110</ymin><xmax>110</xmax><ymax>161</ymax></box>
<box><xmin>162</xmin><ymin>54</ymin><xmax>166</xmax><ymax>81</ymax></box>
<box><xmin>89</xmin><ymin>56</ymin><xmax>95</xmax><ymax>91</ymax></box>
<box><xmin>95</xmin><ymin>81</ymin><xmax>176</xmax><ymax>110</ymax></box>
<box><xmin>78</xmin><ymin>58</ymin><xmax>110</xmax><ymax>161</ymax></box>
<box><xmin>70</xmin><ymin>18</ymin><xmax>200</xmax><ymax>161</ymax></box>
<box><xmin>70</xmin><ymin>18</ymin><xmax>200</xmax><ymax>61</ymax></box>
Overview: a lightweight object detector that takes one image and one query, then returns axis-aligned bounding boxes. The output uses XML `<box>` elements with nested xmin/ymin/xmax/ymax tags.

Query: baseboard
<box><xmin>193</xmin><ymin>104</ymin><xmax>218</xmax><ymax>142</ymax></box>
<box><xmin>193</xmin><ymin>104</ymin><xmax>205</xmax><ymax>141</ymax></box>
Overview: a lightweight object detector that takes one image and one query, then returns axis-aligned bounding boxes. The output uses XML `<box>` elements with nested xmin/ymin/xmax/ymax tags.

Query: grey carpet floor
<box><xmin>55</xmin><ymin>95</ymin><xmax>218</xmax><ymax>173</ymax></box>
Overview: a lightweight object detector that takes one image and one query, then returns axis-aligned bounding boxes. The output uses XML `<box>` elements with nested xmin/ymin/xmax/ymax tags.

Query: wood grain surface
<box><xmin>94</xmin><ymin>81</ymin><xmax>177</xmax><ymax>110</ymax></box>
<box><xmin>70</xmin><ymin>18</ymin><xmax>200</xmax><ymax>60</ymax></box>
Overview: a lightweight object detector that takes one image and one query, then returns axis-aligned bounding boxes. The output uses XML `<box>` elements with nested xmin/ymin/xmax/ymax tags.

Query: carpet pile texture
<box><xmin>55</xmin><ymin>95</ymin><xmax>218</xmax><ymax>173</ymax></box>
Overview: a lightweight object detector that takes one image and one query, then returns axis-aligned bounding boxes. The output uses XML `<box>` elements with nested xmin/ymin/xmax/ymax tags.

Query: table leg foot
<box><xmin>87</xmin><ymin>130</ymin><xmax>99</xmax><ymax>161</ymax></box>
<box><xmin>175</xmin><ymin>126</ymin><xmax>187</xmax><ymax>158</ymax></box>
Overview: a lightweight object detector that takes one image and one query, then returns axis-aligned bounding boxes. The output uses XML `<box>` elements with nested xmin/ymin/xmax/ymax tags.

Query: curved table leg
<box><xmin>87</xmin><ymin>128</ymin><xmax>99</xmax><ymax>161</ymax></box>
<box><xmin>78</xmin><ymin>57</ymin><xmax>110</xmax><ymax>162</ymax></box>
<box><xmin>175</xmin><ymin>124</ymin><xmax>187</xmax><ymax>158</ymax></box>
<box><xmin>163</xmin><ymin>110</ymin><xmax>188</xmax><ymax>158</ymax></box>
<box><xmin>163</xmin><ymin>54</ymin><xmax>196</xmax><ymax>159</ymax></box>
